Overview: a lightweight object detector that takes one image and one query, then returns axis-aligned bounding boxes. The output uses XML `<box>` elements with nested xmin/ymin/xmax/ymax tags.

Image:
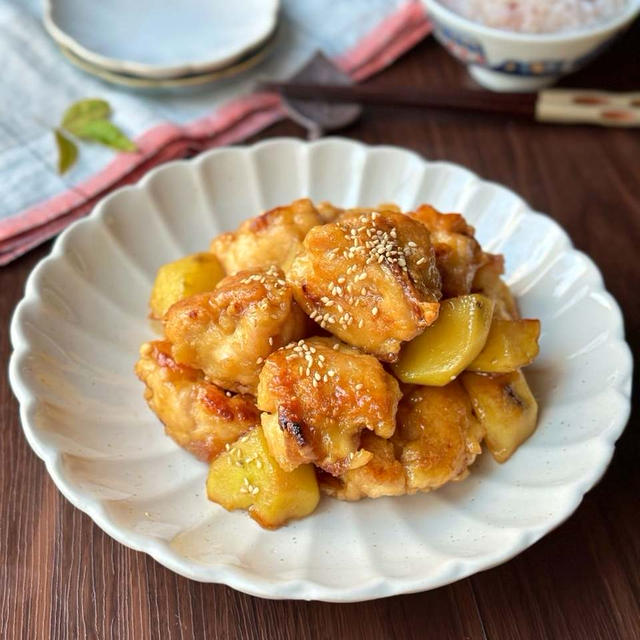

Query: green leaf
<box><xmin>54</xmin><ymin>128</ymin><xmax>78</xmax><ymax>174</ymax></box>
<box><xmin>62</xmin><ymin>98</ymin><xmax>111</xmax><ymax>133</ymax></box>
<box><xmin>70</xmin><ymin>119</ymin><xmax>137</xmax><ymax>152</ymax></box>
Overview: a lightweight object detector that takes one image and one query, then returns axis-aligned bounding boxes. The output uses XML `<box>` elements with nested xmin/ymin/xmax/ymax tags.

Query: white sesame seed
<box><xmin>355</xmin><ymin>383</ymin><xmax>363</xmax><ymax>391</ymax></box>
<box><xmin>416</xmin><ymin>257</ymin><xmax>426</xmax><ymax>265</ymax></box>
<box><xmin>256</xmin><ymin>357</ymin><xmax>264</xmax><ymax>365</ymax></box>
<box><xmin>372</xmin><ymin>307</ymin><xmax>379</xmax><ymax>316</ymax></box>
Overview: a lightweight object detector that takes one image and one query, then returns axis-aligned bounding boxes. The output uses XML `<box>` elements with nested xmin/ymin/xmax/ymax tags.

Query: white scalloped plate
<box><xmin>9</xmin><ymin>138</ymin><xmax>632</xmax><ymax>602</ymax></box>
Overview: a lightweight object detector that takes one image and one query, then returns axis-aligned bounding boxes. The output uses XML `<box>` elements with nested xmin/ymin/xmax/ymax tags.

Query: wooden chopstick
<box><xmin>259</xmin><ymin>81</ymin><xmax>537</xmax><ymax>117</ymax></box>
<box><xmin>260</xmin><ymin>81</ymin><xmax>640</xmax><ymax>127</ymax></box>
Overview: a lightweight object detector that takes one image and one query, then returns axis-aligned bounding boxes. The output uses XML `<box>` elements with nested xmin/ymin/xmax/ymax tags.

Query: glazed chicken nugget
<box><xmin>257</xmin><ymin>337</ymin><xmax>402</xmax><ymax>476</ymax></box>
<box><xmin>410</xmin><ymin>205</ymin><xmax>484</xmax><ymax>298</ymax></box>
<box><xmin>210</xmin><ymin>198</ymin><xmax>323</xmax><ymax>275</ymax></box>
<box><xmin>318</xmin><ymin>431</ymin><xmax>407</xmax><ymax>501</ymax></box>
<box><xmin>286</xmin><ymin>209</ymin><xmax>442</xmax><ymax>362</ymax></box>
<box><xmin>394</xmin><ymin>381</ymin><xmax>485</xmax><ymax>492</ymax></box>
<box><xmin>164</xmin><ymin>266</ymin><xmax>309</xmax><ymax>395</ymax></box>
<box><xmin>135</xmin><ymin>340</ymin><xmax>259</xmax><ymax>462</ymax></box>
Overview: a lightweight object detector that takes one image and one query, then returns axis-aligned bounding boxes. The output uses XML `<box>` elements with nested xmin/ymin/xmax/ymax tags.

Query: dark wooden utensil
<box><xmin>262</xmin><ymin>79</ymin><xmax>640</xmax><ymax>128</ymax></box>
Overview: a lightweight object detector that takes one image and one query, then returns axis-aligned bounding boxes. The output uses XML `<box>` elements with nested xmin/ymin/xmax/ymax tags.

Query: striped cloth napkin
<box><xmin>0</xmin><ymin>0</ymin><xmax>431</xmax><ymax>265</ymax></box>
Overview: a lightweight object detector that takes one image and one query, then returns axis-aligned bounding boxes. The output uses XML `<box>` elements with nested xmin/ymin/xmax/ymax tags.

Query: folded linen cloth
<box><xmin>0</xmin><ymin>0</ymin><xmax>431</xmax><ymax>265</ymax></box>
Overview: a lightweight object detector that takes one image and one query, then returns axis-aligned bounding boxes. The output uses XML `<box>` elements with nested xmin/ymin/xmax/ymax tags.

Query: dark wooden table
<box><xmin>2</xmin><ymin>22</ymin><xmax>639</xmax><ymax>640</ymax></box>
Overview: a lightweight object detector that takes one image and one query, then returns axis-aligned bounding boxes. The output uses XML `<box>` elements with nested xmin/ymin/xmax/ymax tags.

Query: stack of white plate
<box><xmin>44</xmin><ymin>0</ymin><xmax>280</xmax><ymax>88</ymax></box>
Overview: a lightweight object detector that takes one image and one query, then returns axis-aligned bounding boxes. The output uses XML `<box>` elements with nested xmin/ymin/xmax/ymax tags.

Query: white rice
<box><xmin>438</xmin><ymin>0</ymin><xmax>628</xmax><ymax>33</ymax></box>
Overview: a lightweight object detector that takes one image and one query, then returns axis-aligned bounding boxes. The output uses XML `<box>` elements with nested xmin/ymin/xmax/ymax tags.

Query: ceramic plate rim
<box><xmin>9</xmin><ymin>137</ymin><xmax>633</xmax><ymax>602</ymax></box>
<box><xmin>43</xmin><ymin>0</ymin><xmax>280</xmax><ymax>79</ymax></box>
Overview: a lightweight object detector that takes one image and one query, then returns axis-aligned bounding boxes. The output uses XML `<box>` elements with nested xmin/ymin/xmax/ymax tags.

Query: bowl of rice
<box><xmin>421</xmin><ymin>0</ymin><xmax>640</xmax><ymax>91</ymax></box>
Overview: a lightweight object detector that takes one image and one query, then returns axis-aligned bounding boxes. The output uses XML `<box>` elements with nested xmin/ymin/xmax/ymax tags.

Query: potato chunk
<box><xmin>257</xmin><ymin>336</ymin><xmax>402</xmax><ymax>475</ymax></box>
<box><xmin>393</xmin><ymin>294</ymin><xmax>494</xmax><ymax>386</ymax></box>
<box><xmin>210</xmin><ymin>198</ymin><xmax>323</xmax><ymax>275</ymax></box>
<box><xmin>135</xmin><ymin>340</ymin><xmax>259</xmax><ymax>461</ymax></box>
<box><xmin>207</xmin><ymin>426</ymin><xmax>320</xmax><ymax>529</ymax></box>
<box><xmin>468</xmin><ymin>318</ymin><xmax>540</xmax><ymax>373</ymax></box>
<box><xmin>462</xmin><ymin>370</ymin><xmax>538</xmax><ymax>462</ymax></box>
<box><xmin>410</xmin><ymin>205</ymin><xmax>483</xmax><ymax>297</ymax></box>
<box><xmin>394</xmin><ymin>382</ymin><xmax>484</xmax><ymax>492</ymax></box>
<box><xmin>287</xmin><ymin>209</ymin><xmax>441</xmax><ymax>362</ymax></box>
<box><xmin>149</xmin><ymin>252</ymin><xmax>225</xmax><ymax>319</ymax></box>
<box><xmin>164</xmin><ymin>266</ymin><xmax>309</xmax><ymax>395</ymax></box>
<box><xmin>318</xmin><ymin>432</ymin><xmax>406</xmax><ymax>501</ymax></box>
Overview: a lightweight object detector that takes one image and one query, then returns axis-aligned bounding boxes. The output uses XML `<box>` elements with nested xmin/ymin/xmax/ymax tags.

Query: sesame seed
<box><xmin>358</xmin><ymin>319</ymin><xmax>364</xmax><ymax>328</ymax></box>
<box><xmin>333</xmin><ymin>344</ymin><xmax>340</xmax><ymax>351</ymax></box>
<box><xmin>372</xmin><ymin>306</ymin><xmax>379</xmax><ymax>316</ymax></box>
<box><xmin>355</xmin><ymin>383</ymin><xmax>363</xmax><ymax>391</ymax></box>
<box><xmin>268</xmin><ymin>337</ymin><xmax>273</xmax><ymax>346</ymax></box>
<box><xmin>256</xmin><ymin>460</ymin><xmax>262</xmax><ymax>469</ymax></box>
<box><xmin>416</xmin><ymin>257</ymin><xmax>426</xmax><ymax>265</ymax></box>
<box><xmin>256</xmin><ymin>357</ymin><xmax>264</xmax><ymax>365</ymax></box>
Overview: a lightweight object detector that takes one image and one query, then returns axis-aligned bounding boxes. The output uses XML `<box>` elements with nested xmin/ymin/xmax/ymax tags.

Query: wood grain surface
<box><xmin>2</xmin><ymin>22</ymin><xmax>639</xmax><ymax>640</ymax></box>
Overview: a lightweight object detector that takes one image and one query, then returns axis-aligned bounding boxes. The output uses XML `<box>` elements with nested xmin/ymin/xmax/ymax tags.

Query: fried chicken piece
<box><xmin>164</xmin><ymin>266</ymin><xmax>309</xmax><ymax>395</ymax></box>
<box><xmin>257</xmin><ymin>336</ymin><xmax>401</xmax><ymax>476</ymax></box>
<box><xmin>316</xmin><ymin>201</ymin><xmax>343</xmax><ymax>223</ymax></box>
<box><xmin>135</xmin><ymin>340</ymin><xmax>259</xmax><ymax>462</ymax></box>
<box><xmin>394</xmin><ymin>381</ymin><xmax>485</xmax><ymax>492</ymax></box>
<box><xmin>210</xmin><ymin>198</ymin><xmax>323</xmax><ymax>275</ymax></box>
<box><xmin>286</xmin><ymin>209</ymin><xmax>442</xmax><ymax>362</ymax></box>
<box><xmin>410</xmin><ymin>205</ymin><xmax>484</xmax><ymax>298</ymax></box>
<box><xmin>472</xmin><ymin>252</ymin><xmax>520</xmax><ymax>320</ymax></box>
<box><xmin>318</xmin><ymin>431</ymin><xmax>406</xmax><ymax>500</ymax></box>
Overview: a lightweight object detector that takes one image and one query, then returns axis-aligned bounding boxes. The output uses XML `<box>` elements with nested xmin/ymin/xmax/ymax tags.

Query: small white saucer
<box><xmin>44</xmin><ymin>0</ymin><xmax>279</xmax><ymax>79</ymax></box>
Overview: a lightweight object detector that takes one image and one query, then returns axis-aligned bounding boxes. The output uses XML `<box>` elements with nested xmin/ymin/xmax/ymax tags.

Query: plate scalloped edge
<box><xmin>9</xmin><ymin>137</ymin><xmax>633</xmax><ymax>602</ymax></box>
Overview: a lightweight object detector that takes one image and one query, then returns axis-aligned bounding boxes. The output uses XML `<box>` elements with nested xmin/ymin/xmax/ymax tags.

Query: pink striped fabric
<box><xmin>0</xmin><ymin>0</ymin><xmax>431</xmax><ymax>265</ymax></box>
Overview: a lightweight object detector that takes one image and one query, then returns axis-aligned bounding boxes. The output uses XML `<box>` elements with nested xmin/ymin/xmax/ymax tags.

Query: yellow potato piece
<box><xmin>468</xmin><ymin>318</ymin><xmax>540</xmax><ymax>373</ymax></box>
<box><xmin>461</xmin><ymin>370</ymin><xmax>538</xmax><ymax>463</ymax></box>
<box><xmin>149</xmin><ymin>252</ymin><xmax>224</xmax><ymax>319</ymax></box>
<box><xmin>206</xmin><ymin>426</ymin><xmax>320</xmax><ymax>529</ymax></box>
<box><xmin>392</xmin><ymin>294</ymin><xmax>494</xmax><ymax>386</ymax></box>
